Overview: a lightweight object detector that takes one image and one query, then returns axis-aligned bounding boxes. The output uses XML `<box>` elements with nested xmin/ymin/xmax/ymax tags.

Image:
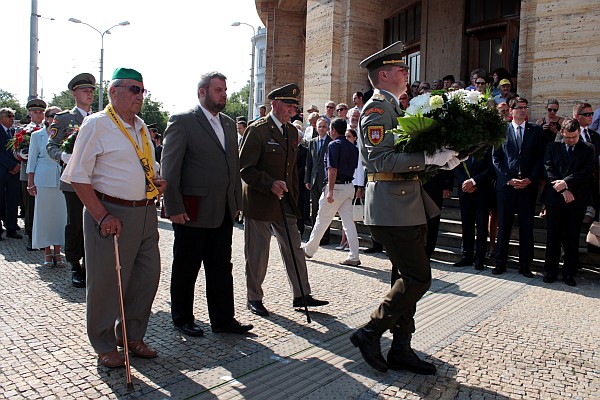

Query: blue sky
<box><xmin>5</xmin><ymin>0</ymin><xmax>263</xmax><ymax>113</ymax></box>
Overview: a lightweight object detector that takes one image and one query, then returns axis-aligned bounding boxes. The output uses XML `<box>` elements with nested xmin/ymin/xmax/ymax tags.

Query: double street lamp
<box><xmin>68</xmin><ymin>18</ymin><xmax>130</xmax><ymax>110</ymax></box>
<box><xmin>232</xmin><ymin>22</ymin><xmax>256</xmax><ymax>121</ymax></box>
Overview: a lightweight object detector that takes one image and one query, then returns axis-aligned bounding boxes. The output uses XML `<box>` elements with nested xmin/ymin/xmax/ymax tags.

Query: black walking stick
<box><xmin>113</xmin><ymin>236</ymin><xmax>134</xmax><ymax>390</ymax></box>
<box><xmin>278</xmin><ymin>196</ymin><xmax>311</xmax><ymax>323</ymax></box>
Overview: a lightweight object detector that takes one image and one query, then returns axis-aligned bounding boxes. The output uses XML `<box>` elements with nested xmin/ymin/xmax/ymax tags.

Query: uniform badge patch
<box><xmin>367</xmin><ymin>126</ymin><xmax>385</xmax><ymax>145</ymax></box>
<box><xmin>364</xmin><ymin>107</ymin><xmax>384</xmax><ymax>116</ymax></box>
<box><xmin>49</xmin><ymin>127</ymin><xmax>58</xmax><ymax>139</ymax></box>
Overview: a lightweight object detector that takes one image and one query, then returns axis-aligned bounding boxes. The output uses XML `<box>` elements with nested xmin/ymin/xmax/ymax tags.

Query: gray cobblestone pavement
<box><xmin>0</xmin><ymin>214</ymin><xmax>598</xmax><ymax>399</ymax></box>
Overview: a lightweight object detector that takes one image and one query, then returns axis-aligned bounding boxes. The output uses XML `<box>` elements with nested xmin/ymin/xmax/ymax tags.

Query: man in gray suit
<box><xmin>350</xmin><ymin>42</ymin><xmax>459</xmax><ymax>374</ymax></box>
<box><xmin>305</xmin><ymin>117</ymin><xmax>332</xmax><ymax>244</ymax></box>
<box><xmin>161</xmin><ymin>72</ymin><xmax>253</xmax><ymax>337</ymax></box>
<box><xmin>47</xmin><ymin>72</ymin><xmax>96</xmax><ymax>288</ymax></box>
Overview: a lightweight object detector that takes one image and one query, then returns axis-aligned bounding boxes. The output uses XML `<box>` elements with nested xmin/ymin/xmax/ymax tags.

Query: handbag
<box><xmin>586</xmin><ymin>221</ymin><xmax>600</xmax><ymax>248</ymax></box>
<box><xmin>352</xmin><ymin>198</ymin><xmax>364</xmax><ymax>222</ymax></box>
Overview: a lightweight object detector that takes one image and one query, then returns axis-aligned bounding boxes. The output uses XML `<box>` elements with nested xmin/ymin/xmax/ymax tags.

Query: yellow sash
<box><xmin>105</xmin><ymin>104</ymin><xmax>159</xmax><ymax>199</ymax></box>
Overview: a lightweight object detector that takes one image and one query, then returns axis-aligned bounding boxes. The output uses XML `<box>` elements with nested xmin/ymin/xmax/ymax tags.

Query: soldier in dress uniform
<box><xmin>21</xmin><ymin>98</ymin><xmax>47</xmax><ymax>249</ymax></box>
<box><xmin>350</xmin><ymin>42</ymin><xmax>459</xmax><ymax>374</ymax></box>
<box><xmin>46</xmin><ymin>73</ymin><xmax>96</xmax><ymax>288</ymax></box>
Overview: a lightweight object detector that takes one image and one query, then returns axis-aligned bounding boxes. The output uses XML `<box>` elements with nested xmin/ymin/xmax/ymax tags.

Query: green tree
<box><xmin>223</xmin><ymin>83</ymin><xmax>249</xmax><ymax>120</ymax></box>
<box><xmin>49</xmin><ymin>89</ymin><xmax>75</xmax><ymax>110</ymax></box>
<box><xmin>0</xmin><ymin>89</ymin><xmax>27</xmax><ymax>120</ymax></box>
<box><xmin>140</xmin><ymin>94</ymin><xmax>169</xmax><ymax>133</ymax></box>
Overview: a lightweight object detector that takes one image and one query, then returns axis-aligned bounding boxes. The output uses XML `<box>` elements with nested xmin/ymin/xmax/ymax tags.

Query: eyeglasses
<box><xmin>513</xmin><ymin>106</ymin><xmax>529</xmax><ymax>110</ymax></box>
<box><xmin>336</xmin><ymin>108</ymin><xmax>347</xmax><ymax>112</ymax></box>
<box><xmin>326</xmin><ymin>106</ymin><xmax>335</xmax><ymax>109</ymax></box>
<box><xmin>476</xmin><ymin>81</ymin><xmax>486</xmax><ymax>85</ymax></box>
<box><xmin>547</xmin><ymin>108</ymin><xmax>558</xmax><ymax>112</ymax></box>
<box><xmin>4</xmin><ymin>114</ymin><xmax>15</xmax><ymax>118</ymax></box>
<box><xmin>115</xmin><ymin>85</ymin><xmax>147</xmax><ymax>96</ymax></box>
<box><xmin>578</xmin><ymin>112</ymin><xmax>593</xmax><ymax>117</ymax></box>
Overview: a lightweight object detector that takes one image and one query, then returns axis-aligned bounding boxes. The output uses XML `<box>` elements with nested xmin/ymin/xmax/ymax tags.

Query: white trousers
<box><xmin>304</xmin><ymin>183</ymin><xmax>360</xmax><ymax>261</ymax></box>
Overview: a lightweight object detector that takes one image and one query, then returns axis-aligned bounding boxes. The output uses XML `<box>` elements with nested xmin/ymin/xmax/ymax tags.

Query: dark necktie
<box><xmin>516</xmin><ymin>126</ymin><xmax>523</xmax><ymax>151</ymax></box>
<box><xmin>567</xmin><ymin>145</ymin><xmax>574</xmax><ymax>160</ymax></box>
<box><xmin>583</xmin><ymin>128</ymin><xmax>591</xmax><ymax>143</ymax></box>
<box><xmin>318</xmin><ymin>138</ymin><xmax>324</xmax><ymax>153</ymax></box>
<box><xmin>8</xmin><ymin>127</ymin><xmax>15</xmax><ymax>138</ymax></box>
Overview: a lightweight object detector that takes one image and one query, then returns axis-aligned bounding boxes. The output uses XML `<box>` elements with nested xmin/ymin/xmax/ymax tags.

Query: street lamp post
<box><xmin>68</xmin><ymin>18</ymin><xmax>130</xmax><ymax>110</ymax></box>
<box><xmin>232</xmin><ymin>22</ymin><xmax>256</xmax><ymax>121</ymax></box>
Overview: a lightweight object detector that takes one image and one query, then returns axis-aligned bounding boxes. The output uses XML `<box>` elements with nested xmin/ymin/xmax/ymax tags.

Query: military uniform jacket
<box><xmin>239</xmin><ymin>114</ymin><xmax>300</xmax><ymax>221</ymax></box>
<box><xmin>46</xmin><ymin>107</ymin><xmax>85</xmax><ymax>192</ymax></box>
<box><xmin>161</xmin><ymin>106</ymin><xmax>241</xmax><ymax>228</ymax></box>
<box><xmin>358</xmin><ymin>89</ymin><xmax>439</xmax><ymax>226</ymax></box>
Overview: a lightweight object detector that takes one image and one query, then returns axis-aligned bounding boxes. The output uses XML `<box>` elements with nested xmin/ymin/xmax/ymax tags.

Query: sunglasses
<box><xmin>547</xmin><ymin>108</ymin><xmax>558</xmax><ymax>112</ymax></box>
<box><xmin>578</xmin><ymin>112</ymin><xmax>593</xmax><ymax>117</ymax></box>
<box><xmin>336</xmin><ymin>108</ymin><xmax>347</xmax><ymax>112</ymax></box>
<box><xmin>513</xmin><ymin>106</ymin><xmax>529</xmax><ymax>110</ymax></box>
<box><xmin>5</xmin><ymin>114</ymin><xmax>15</xmax><ymax>118</ymax></box>
<box><xmin>326</xmin><ymin>106</ymin><xmax>335</xmax><ymax>109</ymax></box>
<box><xmin>116</xmin><ymin>85</ymin><xmax>147</xmax><ymax>96</ymax></box>
<box><xmin>476</xmin><ymin>81</ymin><xmax>486</xmax><ymax>85</ymax></box>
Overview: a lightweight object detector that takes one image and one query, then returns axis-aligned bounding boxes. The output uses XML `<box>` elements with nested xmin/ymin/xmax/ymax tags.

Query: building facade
<box><xmin>252</xmin><ymin>26</ymin><xmax>267</xmax><ymax>119</ymax></box>
<box><xmin>254</xmin><ymin>0</ymin><xmax>600</xmax><ymax>118</ymax></box>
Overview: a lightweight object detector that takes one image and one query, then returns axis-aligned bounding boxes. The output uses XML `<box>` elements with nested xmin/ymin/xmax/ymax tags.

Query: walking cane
<box><xmin>278</xmin><ymin>196</ymin><xmax>311</xmax><ymax>323</ymax></box>
<box><xmin>113</xmin><ymin>235</ymin><xmax>134</xmax><ymax>390</ymax></box>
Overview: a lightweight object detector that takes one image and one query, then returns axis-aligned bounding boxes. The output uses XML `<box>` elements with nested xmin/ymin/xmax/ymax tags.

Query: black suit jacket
<box><xmin>305</xmin><ymin>135</ymin><xmax>332</xmax><ymax>190</ymax></box>
<box><xmin>453</xmin><ymin>149</ymin><xmax>494</xmax><ymax>197</ymax></box>
<box><xmin>492</xmin><ymin>122</ymin><xmax>545</xmax><ymax>191</ymax></box>
<box><xmin>541</xmin><ymin>140</ymin><xmax>595</xmax><ymax>207</ymax></box>
<box><xmin>0</xmin><ymin>125</ymin><xmax>18</xmax><ymax>179</ymax></box>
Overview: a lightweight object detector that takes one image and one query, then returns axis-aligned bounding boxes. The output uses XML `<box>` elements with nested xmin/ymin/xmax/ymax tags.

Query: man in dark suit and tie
<box><xmin>305</xmin><ymin>117</ymin><xmax>332</xmax><ymax>244</ymax></box>
<box><xmin>492</xmin><ymin>97</ymin><xmax>546</xmax><ymax>277</ymax></box>
<box><xmin>46</xmin><ymin>72</ymin><xmax>96</xmax><ymax>288</ymax></box>
<box><xmin>0</xmin><ymin>108</ymin><xmax>21</xmax><ymax>240</ymax></box>
<box><xmin>453</xmin><ymin>150</ymin><xmax>495</xmax><ymax>270</ymax></box>
<box><xmin>161</xmin><ymin>72</ymin><xmax>253</xmax><ymax>337</ymax></box>
<box><xmin>541</xmin><ymin>118</ymin><xmax>595</xmax><ymax>286</ymax></box>
<box><xmin>573</xmin><ymin>102</ymin><xmax>600</xmax><ymax>228</ymax></box>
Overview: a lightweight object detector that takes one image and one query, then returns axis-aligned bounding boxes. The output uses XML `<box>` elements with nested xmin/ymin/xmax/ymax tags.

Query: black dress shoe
<box><xmin>474</xmin><ymin>263</ymin><xmax>485</xmax><ymax>271</ymax></box>
<box><xmin>350</xmin><ymin>328</ymin><xmax>387</xmax><ymax>372</ymax></box>
<box><xmin>453</xmin><ymin>258</ymin><xmax>473</xmax><ymax>267</ymax></box>
<box><xmin>319</xmin><ymin>238</ymin><xmax>330</xmax><ymax>246</ymax></box>
<box><xmin>247</xmin><ymin>300</ymin><xmax>269</xmax><ymax>316</ymax></box>
<box><xmin>7</xmin><ymin>232</ymin><xmax>23</xmax><ymax>239</ymax></box>
<box><xmin>72</xmin><ymin>270</ymin><xmax>86</xmax><ymax>288</ymax></box>
<box><xmin>564</xmin><ymin>276</ymin><xmax>577</xmax><ymax>287</ymax></box>
<box><xmin>175</xmin><ymin>321</ymin><xmax>205</xmax><ymax>337</ymax></box>
<box><xmin>387</xmin><ymin>344</ymin><xmax>436</xmax><ymax>375</ymax></box>
<box><xmin>519</xmin><ymin>268</ymin><xmax>534</xmax><ymax>278</ymax></box>
<box><xmin>491</xmin><ymin>266</ymin><xmax>506</xmax><ymax>275</ymax></box>
<box><xmin>363</xmin><ymin>246</ymin><xmax>383</xmax><ymax>254</ymax></box>
<box><xmin>543</xmin><ymin>273</ymin><xmax>557</xmax><ymax>283</ymax></box>
<box><xmin>293</xmin><ymin>295</ymin><xmax>329</xmax><ymax>307</ymax></box>
<box><xmin>212</xmin><ymin>319</ymin><xmax>254</xmax><ymax>334</ymax></box>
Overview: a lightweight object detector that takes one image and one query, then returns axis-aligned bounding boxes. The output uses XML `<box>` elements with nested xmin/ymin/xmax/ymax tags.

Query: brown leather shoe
<box><xmin>117</xmin><ymin>339</ymin><xmax>158</xmax><ymax>358</ymax></box>
<box><xmin>98</xmin><ymin>350</ymin><xmax>124</xmax><ymax>368</ymax></box>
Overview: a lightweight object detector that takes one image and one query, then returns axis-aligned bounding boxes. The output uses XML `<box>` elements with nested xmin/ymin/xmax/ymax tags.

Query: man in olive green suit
<box><xmin>350</xmin><ymin>42</ymin><xmax>459</xmax><ymax>374</ymax></box>
<box><xmin>239</xmin><ymin>83</ymin><xmax>328</xmax><ymax>317</ymax></box>
<box><xmin>46</xmin><ymin>72</ymin><xmax>95</xmax><ymax>288</ymax></box>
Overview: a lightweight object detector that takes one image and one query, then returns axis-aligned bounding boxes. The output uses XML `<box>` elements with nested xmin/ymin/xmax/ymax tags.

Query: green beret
<box><xmin>112</xmin><ymin>67</ymin><xmax>143</xmax><ymax>82</ymax></box>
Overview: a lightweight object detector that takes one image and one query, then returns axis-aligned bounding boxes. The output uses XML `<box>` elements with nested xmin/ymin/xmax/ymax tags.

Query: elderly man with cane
<box><xmin>62</xmin><ymin>67</ymin><xmax>165</xmax><ymax>369</ymax></box>
<box><xmin>239</xmin><ymin>83</ymin><xmax>328</xmax><ymax>318</ymax></box>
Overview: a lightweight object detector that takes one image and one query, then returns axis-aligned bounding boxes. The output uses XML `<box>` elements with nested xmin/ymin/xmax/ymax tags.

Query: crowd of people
<box><xmin>0</xmin><ymin>42</ymin><xmax>598</xmax><ymax>375</ymax></box>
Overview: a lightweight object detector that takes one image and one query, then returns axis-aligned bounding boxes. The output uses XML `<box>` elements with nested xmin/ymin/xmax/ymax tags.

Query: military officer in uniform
<box><xmin>22</xmin><ymin>98</ymin><xmax>47</xmax><ymax>249</ymax></box>
<box><xmin>239</xmin><ymin>83</ymin><xmax>328</xmax><ymax>317</ymax></box>
<box><xmin>46</xmin><ymin>73</ymin><xmax>96</xmax><ymax>288</ymax></box>
<box><xmin>350</xmin><ymin>42</ymin><xmax>459</xmax><ymax>374</ymax></box>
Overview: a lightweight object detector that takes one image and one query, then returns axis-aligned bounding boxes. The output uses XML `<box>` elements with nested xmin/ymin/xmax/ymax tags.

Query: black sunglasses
<box><xmin>578</xmin><ymin>112</ymin><xmax>593</xmax><ymax>117</ymax></box>
<box><xmin>116</xmin><ymin>85</ymin><xmax>147</xmax><ymax>96</ymax></box>
<box><xmin>476</xmin><ymin>81</ymin><xmax>486</xmax><ymax>85</ymax></box>
<box><xmin>336</xmin><ymin>108</ymin><xmax>347</xmax><ymax>112</ymax></box>
<box><xmin>5</xmin><ymin>114</ymin><xmax>15</xmax><ymax>118</ymax></box>
<box><xmin>547</xmin><ymin>108</ymin><xmax>558</xmax><ymax>112</ymax></box>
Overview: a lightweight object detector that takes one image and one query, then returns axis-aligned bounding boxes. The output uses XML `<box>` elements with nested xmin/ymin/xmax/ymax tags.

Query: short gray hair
<box><xmin>197</xmin><ymin>72</ymin><xmax>227</xmax><ymax>93</ymax></box>
<box><xmin>0</xmin><ymin>108</ymin><xmax>16</xmax><ymax>118</ymax></box>
<box><xmin>107</xmin><ymin>79</ymin><xmax>125</xmax><ymax>103</ymax></box>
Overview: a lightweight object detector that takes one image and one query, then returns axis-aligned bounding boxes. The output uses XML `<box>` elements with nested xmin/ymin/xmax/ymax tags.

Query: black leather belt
<box><xmin>335</xmin><ymin>180</ymin><xmax>352</xmax><ymax>184</ymax></box>
<box><xmin>95</xmin><ymin>191</ymin><xmax>154</xmax><ymax>207</ymax></box>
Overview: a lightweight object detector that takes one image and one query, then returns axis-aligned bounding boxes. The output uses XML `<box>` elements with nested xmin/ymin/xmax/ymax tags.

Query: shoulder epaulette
<box><xmin>372</xmin><ymin>93</ymin><xmax>386</xmax><ymax>102</ymax></box>
<box><xmin>250</xmin><ymin>117</ymin><xmax>268</xmax><ymax>127</ymax></box>
<box><xmin>55</xmin><ymin>110</ymin><xmax>70</xmax><ymax>116</ymax></box>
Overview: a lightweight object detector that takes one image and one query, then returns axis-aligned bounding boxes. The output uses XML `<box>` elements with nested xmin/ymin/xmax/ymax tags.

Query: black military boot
<box><xmin>350</xmin><ymin>323</ymin><xmax>388</xmax><ymax>372</ymax></box>
<box><xmin>71</xmin><ymin>260</ymin><xmax>86</xmax><ymax>288</ymax></box>
<box><xmin>387</xmin><ymin>334</ymin><xmax>436</xmax><ymax>375</ymax></box>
